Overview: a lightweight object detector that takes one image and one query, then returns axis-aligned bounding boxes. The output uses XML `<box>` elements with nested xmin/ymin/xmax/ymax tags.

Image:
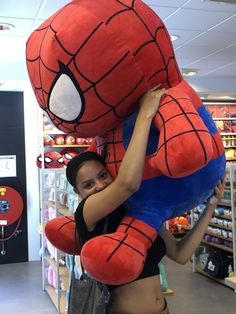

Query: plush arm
<box><xmin>149</xmin><ymin>81</ymin><xmax>213</xmax><ymax>177</ymax></box>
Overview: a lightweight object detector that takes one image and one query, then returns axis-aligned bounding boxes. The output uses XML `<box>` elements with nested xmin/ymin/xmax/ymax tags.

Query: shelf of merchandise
<box><xmin>39</xmin><ymin>112</ymin><xmax>90</xmax><ymax>169</ymax></box>
<box><xmin>38</xmin><ymin>111</ymin><xmax>89</xmax><ymax>313</ymax></box>
<box><xmin>45</xmin><ymin>286</ymin><xmax>67</xmax><ymax>314</ymax></box>
<box><xmin>192</xmin><ymin>163</ymin><xmax>236</xmax><ymax>293</ymax></box>
<box><xmin>50</xmin><ymin>145</ymin><xmax>89</xmax><ymax>148</ymax></box>
<box><xmin>40</xmin><ymin>169</ymin><xmax>72</xmax><ymax>314</ymax></box>
<box><xmin>203</xmin><ymin>100</ymin><xmax>236</xmax><ymax>162</ymax></box>
<box><xmin>195</xmin><ymin>267</ymin><xmax>226</xmax><ymax>286</ymax></box>
<box><xmin>200</xmin><ymin>239</ymin><xmax>233</xmax><ymax>253</ymax></box>
<box><xmin>40</xmin><ymin>168</ymin><xmax>80</xmax><ymax>313</ymax></box>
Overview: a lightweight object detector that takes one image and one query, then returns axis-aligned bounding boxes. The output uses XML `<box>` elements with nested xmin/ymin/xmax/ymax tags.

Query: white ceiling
<box><xmin>1</xmin><ymin>0</ymin><xmax>236</xmax><ymax>97</ymax></box>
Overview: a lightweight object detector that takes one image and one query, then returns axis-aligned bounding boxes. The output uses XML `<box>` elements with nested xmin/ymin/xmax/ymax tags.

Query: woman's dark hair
<box><xmin>66</xmin><ymin>151</ymin><xmax>106</xmax><ymax>188</ymax></box>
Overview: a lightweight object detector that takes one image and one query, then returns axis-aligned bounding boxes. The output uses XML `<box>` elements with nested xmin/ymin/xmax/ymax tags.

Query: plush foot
<box><xmin>81</xmin><ymin>217</ymin><xmax>157</xmax><ymax>285</ymax></box>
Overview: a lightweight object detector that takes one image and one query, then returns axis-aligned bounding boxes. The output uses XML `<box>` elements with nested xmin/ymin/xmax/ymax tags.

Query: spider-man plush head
<box><xmin>26</xmin><ymin>0</ymin><xmax>226</xmax><ymax>285</ymax></box>
<box><xmin>37</xmin><ymin>151</ymin><xmax>64</xmax><ymax>168</ymax></box>
<box><xmin>26</xmin><ymin>0</ymin><xmax>181</xmax><ymax>138</ymax></box>
<box><xmin>60</xmin><ymin>148</ymin><xmax>78</xmax><ymax>165</ymax></box>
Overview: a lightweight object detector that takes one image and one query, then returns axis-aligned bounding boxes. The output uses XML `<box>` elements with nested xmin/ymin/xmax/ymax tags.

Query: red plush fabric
<box><xmin>45</xmin><ymin>216</ymin><xmax>81</xmax><ymax>255</ymax></box>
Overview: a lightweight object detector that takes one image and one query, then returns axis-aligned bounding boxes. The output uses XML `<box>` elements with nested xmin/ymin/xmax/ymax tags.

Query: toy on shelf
<box><xmin>60</xmin><ymin>148</ymin><xmax>79</xmax><ymax>165</ymax></box>
<box><xmin>54</xmin><ymin>134</ymin><xmax>65</xmax><ymax>146</ymax></box>
<box><xmin>37</xmin><ymin>151</ymin><xmax>64</xmax><ymax>168</ymax></box>
<box><xmin>43</xmin><ymin>134</ymin><xmax>55</xmax><ymax>146</ymax></box>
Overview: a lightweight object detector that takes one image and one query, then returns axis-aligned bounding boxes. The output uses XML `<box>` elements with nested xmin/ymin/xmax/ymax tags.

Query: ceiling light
<box><xmin>170</xmin><ymin>34</ymin><xmax>179</xmax><ymax>41</ymax></box>
<box><xmin>0</xmin><ymin>23</ymin><xmax>15</xmax><ymax>31</ymax></box>
<box><xmin>182</xmin><ymin>68</ymin><xmax>198</xmax><ymax>77</ymax></box>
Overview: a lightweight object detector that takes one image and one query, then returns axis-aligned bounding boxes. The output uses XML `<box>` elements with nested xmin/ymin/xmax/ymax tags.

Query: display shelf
<box><xmin>192</xmin><ymin>163</ymin><xmax>236</xmax><ymax>292</ymax></box>
<box><xmin>195</xmin><ymin>267</ymin><xmax>226</xmax><ymax>285</ymax></box>
<box><xmin>40</xmin><ymin>168</ymin><xmax>80</xmax><ymax>313</ymax></box>
<box><xmin>225</xmin><ymin>276</ymin><xmax>236</xmax><ymax>292</ymax></box>
<box><xmin>219</xmin><ymin>201</ymin><xmax>232</xmax><ymax>207</ymax></box>
<box><xmin>39</xmin><ymin>111</ymin><xmax>91</xmax><ymax>169</ymax></box>
<box><xmin>213</xmin><ymin>118</ymin><xmax>236</xmax><ymax>121</ymax></box>
<box><xmin>201</xmin><ymin>239</ymin><xmax>233</xmax><ymax>253</ymax></box>
<box><xmin>45</xmin><ymin>200</ymin><xmax>73</xmax><ymax>216</ymax></box>
<box><xmin>45</xmin><ymin>286</ymin><xmax>67</xmax><ymax>314</ymax></box>
<box><xmin>51</xmin><ymin>145</ymin><xmax>89</xmax><ymax>148</ymax></box>
<box><xmin>208</xmin><ymin>222</ymin><xmax>232</xmax><ymax>231</ymax></box>
<box><xmin>204</xmin><ymin>100</ymin><xmax>236</xmax><ymax>160</ymax></box>
<box><xmin>220</xmin><ymin>133</ymin><xmax>236</xmax><ymax>136</ymax></box>
<box><xmin>214</xmin><ymin>213</ymin><xmax>232</xmax><ymax>220</ymax></box>
<box><xmin>44</xmin><ymin>255</ymin><xmax>69</xmax><ymax>277</ymax></box>
<box><xmin>205</xmin><ymin>231</ymin><xmax>232</xmax><ymax>241</ymax></box>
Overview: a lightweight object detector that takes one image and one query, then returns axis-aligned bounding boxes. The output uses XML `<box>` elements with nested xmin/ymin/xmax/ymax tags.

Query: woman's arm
<box><xmin>160</xmin><ymin>179</ymin><xmax>225</xmax><ymax>264</ymax></box>
<box><xmin>84</xmin><ymin>87</ymin><xmax>166</xmax><ymax>228</ymax></box>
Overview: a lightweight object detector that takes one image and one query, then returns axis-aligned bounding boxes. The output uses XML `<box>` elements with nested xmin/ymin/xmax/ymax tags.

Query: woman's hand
<box><xmin>139</xmin><ymin>85</ymin><xmax>166</xmax><ymax>119</ymax></box>
<box><xmin>206</xmin><ymin>176</ymin><xmax>225</xmax><ymax>207</ymax></box>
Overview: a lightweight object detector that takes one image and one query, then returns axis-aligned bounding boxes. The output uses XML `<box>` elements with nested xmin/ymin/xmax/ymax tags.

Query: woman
<box><xmin>66</xmin><ymin>87</ymin><xmax>225</xmax><ymax>314</ymax></box>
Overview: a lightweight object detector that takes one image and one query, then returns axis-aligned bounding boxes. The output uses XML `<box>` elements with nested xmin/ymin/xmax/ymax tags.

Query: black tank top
<box><xmin>74</xmin><ymin>197</ymin><xmax>166</xmax><ymax>286</ymax></box>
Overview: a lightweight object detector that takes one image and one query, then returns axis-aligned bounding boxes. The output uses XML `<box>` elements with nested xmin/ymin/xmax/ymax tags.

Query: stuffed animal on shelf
<box><xmin>75</xmin><ymin>137</ymin><xmax>86</xmax><ymax>145</ymax></box>
<box><xmin>37</xmin><ymin>151</ymin><xmax>64</xmax><ymax>168</ymax></box>
<box><xmin>60</xmin><ymin>148</ymin><xmax>78</xmax><ymax>165</ymax></box>
<box><xmin>26</xmin><ymin>0</ymin><xmax>226</xmax><ymax>284</ymax></box>
<box><xmin>54</xmin><ymin>134</ymin><xmax>65</xmax><ymax>145</ymax></box>
<box><xmin>65</xmin><ymin>134</ymin><xmax>76</xmax><ymax>145</ymax></box>
<box><xmin>43</xmin><ymin>134</ymin><xmax>55</xmax><ymax>146</ymax></box>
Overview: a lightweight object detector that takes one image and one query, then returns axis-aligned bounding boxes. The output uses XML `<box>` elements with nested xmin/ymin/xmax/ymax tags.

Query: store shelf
<box><xmin>195</xmin><ymin>267</ymin><xmax>226</xmax><ymax>286</ymax></box>
<box><xmin>45</xmin><ymin>285</ymin><xmax>67</xmax><ymax>314</ymax></box>
<box><xmin>225</xmin><ymin>276</ymin><xmax>236</xmax><ymax>291</ymax></box>
<box><xmin>218</xmin><ymin>201</ymin><xmax>232</xmax><ymax>207</ymax></box>
<box><xmin>205</xmin><ymin>231</ymin><xmax>232</xmax><ymax>241</ymax></box>
<box><xmin>213</xmin><ymin>118</ymin><xmax>236</xmax><ymax>121</ymax></box>
<box><xmin>45</xmin><ymin>200</ymin><xmax>73</xmax><ymax>216</ymax></box>
<box><xmin>44</xmin><ymin>255</ymin><xmax>68</xmax><ymax>276</ymax></box>
<box><xmin>214</xmin><ymin>213</ymin><xmax>232</xmax><ymax>220</ymax></box>
<box><xmin>208</xmin><ymin>222</ymin><xmax>232</xmax><ymax>231</ymax></box>
<box><xmin>201</xmin><ymin>240</ymin><xmax>233</xmax><ymax>253</ymax></box>
<box><xmin>51</xmin><ymin>145</ymin><xmax>89</xmax><ymax>148</ymax></box>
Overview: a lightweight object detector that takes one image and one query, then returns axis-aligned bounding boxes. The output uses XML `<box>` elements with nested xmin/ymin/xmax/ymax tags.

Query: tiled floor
<box><xmin>0</xmin><ymin>261</ymin><xmax>57</xmax><ymax>314</ymax></box>
<box><xmin>0</xmin><ymin>259</ymin><xmax>236</xmax><ymax>314</ymax></box>
<box><xmin>164</xmin><ymin>258</ymin><xmax>236</xmax><ymax>314</ymax></box>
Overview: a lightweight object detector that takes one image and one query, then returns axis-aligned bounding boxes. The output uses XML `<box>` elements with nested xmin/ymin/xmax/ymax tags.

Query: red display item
<box><xmin>75</xmin><ymin>137</ymin><xmax>86</xmax><ymax>145</ymax></box>
<box><xmin>37</xmin><ymin>151</ymin><xmax>64</xmax><ymax>168</ymax></box>
<box><xmin>0</xmin><ymin>186</ymin><xmax>23</xmax><ymax>226</ymax></box>
<box><xmin>85</xmin><ymin>137</ymin><xmax>93</xmax><ymax>145</ymax></box>
<box><xmin>60</xmin><ymin>148</ymin><xmax>78</xmax><ymax>165</ymax></box>
<box><xmin>54</xmin><ymin>134</ymin><xmax>65</xmax><ymax>145</ymax></box>
<box><xmin>43</xmin><ymin>134</ymin><xmax>55</xmax><ymax>146</ymax></box>
<box><xmin>65</xmin><ymin>134</ymin><xmax>76</xmax><ymax>145</ymax></box>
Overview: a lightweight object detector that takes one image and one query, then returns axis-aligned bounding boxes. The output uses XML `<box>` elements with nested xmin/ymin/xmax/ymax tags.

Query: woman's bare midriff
<box><xmin>108</xmin><ymin>275</ymin><xmax>166</xmax><ymax>314</ymax></box>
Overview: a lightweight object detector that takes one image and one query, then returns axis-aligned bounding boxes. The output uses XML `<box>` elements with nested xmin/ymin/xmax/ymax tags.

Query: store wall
<box><xmin>23</xmin><ymin>84</ymin><xmax>41</xmax><ymax>261</ymax></box>
<box><xmin>0</xmin><ymin>91</ymin><xmax>28</xmax><ymax>263</ymax></box>
<box><xmin>0</xmin><ymin>82</ymin><xmax>40</xmax><ymax>262</ymax></box>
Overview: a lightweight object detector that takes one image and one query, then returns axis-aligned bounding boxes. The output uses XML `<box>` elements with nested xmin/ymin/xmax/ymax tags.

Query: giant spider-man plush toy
<box><xmin>26</xmin><ymin>0</ymin><xmax>226</xmax><ymax>284</ymax></box>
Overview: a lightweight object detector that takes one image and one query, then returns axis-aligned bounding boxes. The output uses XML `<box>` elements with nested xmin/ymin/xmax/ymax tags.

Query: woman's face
<box><xmin>75</xmin><ymin>160</ymin><xmax>113</xmax><ymax>198</ymax></box>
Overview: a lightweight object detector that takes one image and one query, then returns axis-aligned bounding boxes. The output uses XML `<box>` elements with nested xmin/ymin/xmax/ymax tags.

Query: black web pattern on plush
<box><xmin>156</xmin><ymin>95</ymin><xmax>209</xmax><ymax>176</ymax></box>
